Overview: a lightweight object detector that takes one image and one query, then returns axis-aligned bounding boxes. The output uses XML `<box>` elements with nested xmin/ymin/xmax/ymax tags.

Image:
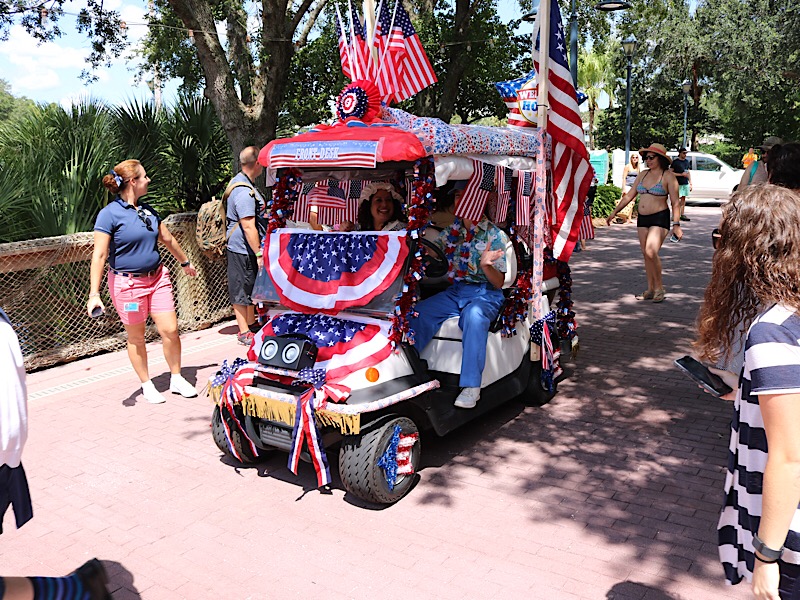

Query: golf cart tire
<box><xmin>212</xmin><ymin>405</ymin><xmax>259</xmax><ymax>464</ymax></box>
<box><xmin>522</xmin><ymin>361</ymin><xmax>558</xmax><ymax>407</ymax></box>
<box><xmin>339</xmin><ymin>416</ymin><xmax>421</xmax><ymax>505</ymax></box>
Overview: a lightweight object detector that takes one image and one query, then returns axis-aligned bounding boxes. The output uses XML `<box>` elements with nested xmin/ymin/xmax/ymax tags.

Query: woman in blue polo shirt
<box><xmin>87</xmin><ymin>159</ymin><xmax>198</xmax><ymax>404</ymax></box>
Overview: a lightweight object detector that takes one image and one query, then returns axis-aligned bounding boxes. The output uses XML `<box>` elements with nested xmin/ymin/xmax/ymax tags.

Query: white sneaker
<box><xmin>169</xmin><ymin>374</ymin><xmax>198</xmax><ymax>398</ymax></box>
<box><xmin>141</xmin><ymin>381</ymin><xmax>166</xmax><ymax>404</ymax></box>
<box><xmin>454</xmin><ymin>387</ymin><xmax>480</xmax><ymax>409</ymax></box>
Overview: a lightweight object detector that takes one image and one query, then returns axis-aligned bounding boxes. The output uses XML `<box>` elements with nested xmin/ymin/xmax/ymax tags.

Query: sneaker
<box><xmin>169</xmin><ymin>374</ymin><xmax>198</xmax><ymax>398</ymax></box>
<box><xmin>454</xmin><ymin>387</ymin><xmax>481</xmax><ymax>409</ymax></box>
<box><xmin>141</xmin><ymin>382</ymin><xmax>166</xmax><ymax>404</ymax></box>
<box><xmin>680</xmin><ymin>215</ymin><xmax>691</xmax><ymax>222</ymax></box>
<box><xmin>237</xmin><ymin>331</ymin><xmax>255</xmax><ymax>346</ymax></box>
<box><xmin>72</xmin><ymin>558</ymin><xmax>112</xmax><ymax>600</ymax></box>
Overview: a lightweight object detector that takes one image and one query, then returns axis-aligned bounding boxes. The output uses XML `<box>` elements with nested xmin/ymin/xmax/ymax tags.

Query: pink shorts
<box><xmin>108</xmin><ymin>266</ymin><xmax>176</xmax><ymax>325</ymax></box>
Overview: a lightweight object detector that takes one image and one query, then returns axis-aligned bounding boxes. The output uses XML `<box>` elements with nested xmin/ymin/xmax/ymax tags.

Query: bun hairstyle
<box><xmin>102</xmin><ymin>159</ymin><xmax>142</xmax><ymax>195</ymax></box>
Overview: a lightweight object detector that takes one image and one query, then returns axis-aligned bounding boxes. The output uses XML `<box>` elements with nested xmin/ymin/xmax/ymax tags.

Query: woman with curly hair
<box><xmin>695</xmin><ymin>184</ymin><xmax>800</xmax><ymax>600</ymax></box>
<box><xmin>355</xmin><ymin>182</ymin><xmax>406</xmax><ymax>232</ymax></box>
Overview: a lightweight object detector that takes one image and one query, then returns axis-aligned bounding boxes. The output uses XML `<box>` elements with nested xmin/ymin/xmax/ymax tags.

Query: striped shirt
<box><xmin>718</xmin><ymin>304</ymin><xmax>800</xmax><ymax>584</ymax></box>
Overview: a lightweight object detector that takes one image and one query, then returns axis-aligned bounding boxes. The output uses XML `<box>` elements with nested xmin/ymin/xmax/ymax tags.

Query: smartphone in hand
<box><xmin>674</xmin><ymin>355</ymin><xmax>733</xmax><ymax>397</ymax></box>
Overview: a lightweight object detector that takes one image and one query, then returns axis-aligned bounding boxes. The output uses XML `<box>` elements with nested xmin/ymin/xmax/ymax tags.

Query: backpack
<box><xmin>195</xmin><ymin>181</ymin><xmax>256</xmax><ymax>257</ymax></box>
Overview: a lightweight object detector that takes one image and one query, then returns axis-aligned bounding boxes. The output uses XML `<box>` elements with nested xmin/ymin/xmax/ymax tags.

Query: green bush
<box><xmin>592</xmin><ymin>184</ymin><xmax>622</xmax><ymax>218</ymax></box>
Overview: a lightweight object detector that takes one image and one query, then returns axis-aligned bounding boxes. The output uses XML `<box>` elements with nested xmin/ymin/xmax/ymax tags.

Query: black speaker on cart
<box><xmin>257</xmin><ymin>336</ymin><xmax>318</xmax><ymax>371</ymax></box>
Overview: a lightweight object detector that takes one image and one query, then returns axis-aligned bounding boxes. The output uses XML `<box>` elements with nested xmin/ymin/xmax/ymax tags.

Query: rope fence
<box><xmin>0</xmin><ymin>213</ymin><xmax>233</xmax><ymax>371</ymax></box>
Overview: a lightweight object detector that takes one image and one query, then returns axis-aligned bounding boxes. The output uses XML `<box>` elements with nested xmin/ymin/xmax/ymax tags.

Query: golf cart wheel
<box><xmin>212</xmin><ymin>405</ymin><xmax>258</xmax><ymax>464</ymax></box>
<box><xmin>339</xmin><ymin>416</ymin><xmax>421</xmax><ymax>505</ymax></box>
<box><xmin>522</xmin><ymin>361</ymin><xmax>558</xmax><ymax>407</ymax></box>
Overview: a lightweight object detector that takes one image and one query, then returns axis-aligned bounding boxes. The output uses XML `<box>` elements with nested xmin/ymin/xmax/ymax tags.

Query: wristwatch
<box><xmin>753</xmin><ymin>533</ymin><xmax>784</xmax><ymax>561</ymax></box>
<box><xmin>672</xmin><ymin>222</ymin><xmax>681</xmax><ymax>226</ymax></box>
<box><xmin>180</xmin><ymin>260</ymin><xmax>191</xmax><ymax>267</ymax></box>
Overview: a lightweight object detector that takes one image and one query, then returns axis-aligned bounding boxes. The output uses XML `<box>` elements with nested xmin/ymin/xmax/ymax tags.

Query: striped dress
<box><xmin>718</xmin><ymin>304</ymin><xmax>800</xmax><ymax>585</ymax></box>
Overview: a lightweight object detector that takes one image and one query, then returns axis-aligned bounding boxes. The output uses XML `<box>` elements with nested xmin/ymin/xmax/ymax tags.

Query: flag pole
<box><xmin>536</xmin><ymin>0</ymin><xmax>551</xmax><ymax>129</ymax></box>
<box><xmin>335</xmin><ymin>3</ymin><xmax>356</xmax><ymax>81</ymax></box>
<box><xmin>347</xmin><ymin>0</ymin><xmax>363</xmax><ymax>79</ymax></box>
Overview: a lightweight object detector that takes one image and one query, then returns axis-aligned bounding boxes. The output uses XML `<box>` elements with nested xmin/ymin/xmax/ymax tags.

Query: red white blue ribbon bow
<box><xmin>530</xmin><ymin>311</ymin><xmax>558</xmax><ymax>392</ymax></box>
<box><xmin>287</xmin><ymin>368</ymin><xmax>351</xmax><ymax>488</ymax></box>
<box><xmin>210</xmin><ymin>358</ymin><xmax>258</xmax><ymax>462</ymax></box>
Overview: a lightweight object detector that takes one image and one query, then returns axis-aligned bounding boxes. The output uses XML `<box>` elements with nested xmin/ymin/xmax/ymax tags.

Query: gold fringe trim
<box><xmin>241</xmin><ymin>393</ymin><xmax>361</xmax><ymax>434</ymax></box>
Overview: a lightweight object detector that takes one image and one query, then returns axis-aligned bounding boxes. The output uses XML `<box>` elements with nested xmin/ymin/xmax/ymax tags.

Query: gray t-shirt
<box><xmin>225</xmin><ymin>172</ymin><xmax>266</xmax><ymax>255</ymax></box>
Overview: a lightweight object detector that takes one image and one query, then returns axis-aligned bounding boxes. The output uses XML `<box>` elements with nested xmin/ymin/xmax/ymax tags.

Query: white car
<box><xmin>667</xmin><ymin>151</ymin><xmax>743</xmax><ymax>202</ymax></box>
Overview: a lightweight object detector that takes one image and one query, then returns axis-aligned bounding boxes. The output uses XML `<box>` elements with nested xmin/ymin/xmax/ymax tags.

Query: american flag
<box><xmin>374</xmin><ymin>1</ymin><xmax>402</xmax><ymax>101</ymax></box>
<box><xmin>532</xmin><ymin>0</ymin><xmax>592</xmax><ymax>262</ymax></box>
<box><xmin>248</xmin><ymin>313</ymin><xmax>394</xmax><ymax>382</ymax></box>
<box><xmin>516</xmin><ymin>171</ymin><xmax>533</xmax><ymax>226</ymax></box>
<box><xmin>336</xmin><ymin>6</ymin><xmax>353</xmax><ymax>80</ymax></box>
<box><xmin>375</xmin><ymin>0</ymin><xmax>437</xmax><ymax>103</ymax></box>
<box><xmin>294</xmin><ymin>180</ymin><xmax>362</xmax><ymax>225</ymax></box>
<box><xmin>307</xmin><ymin>180</ymin><xmax>350</xmax><ymax>209</ymax></box>
<box><xmin>455</xmin><ymin>160</ymin><xmax>495</xmax><ymax>222</ymax></box>
<box><xmin>494</xmin><ymin>164</ymin><xmax>513</xmax><ymax>222</ymax></box>
<box><xmin>265</xmin><ymin>230</ymin><xmax>409</xmax><ymax>314</ymax></box>
<box><xmin>494</xmin><ymin>70</ymin><xmax>538</xmax><ymax>129</ymax></box>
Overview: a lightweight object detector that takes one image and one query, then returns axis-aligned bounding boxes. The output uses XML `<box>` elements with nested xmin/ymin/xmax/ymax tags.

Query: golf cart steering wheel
<box><xmin>419</xmin><ymin>239</ymin><xmax>449</xmax><ymax>279</ymax></box>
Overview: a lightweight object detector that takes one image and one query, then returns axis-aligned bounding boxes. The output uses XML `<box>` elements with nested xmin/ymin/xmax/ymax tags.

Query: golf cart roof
<box><xmin>259</xmin><ymin>107</ymin><xmax>545</xmax><ymax>185</ymax></box>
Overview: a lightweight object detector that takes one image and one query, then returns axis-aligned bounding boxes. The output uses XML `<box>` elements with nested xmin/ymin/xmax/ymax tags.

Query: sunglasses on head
<box><xmin>136</xmin><ymin>208</ymin><xmax>154</xmax><ymax>231</ymax></box>
<box><xmin>711</xmin><ymin>227</ymin><xmax>722</xmax><ymax>250</ymax></box>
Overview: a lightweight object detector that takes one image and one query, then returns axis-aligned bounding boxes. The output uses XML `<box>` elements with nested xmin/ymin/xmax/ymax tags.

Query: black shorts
<box><xmin>226</xmin><ymin>250</ymin><xmax>259</xmax><ymax>306</ymax></box>
<box><xmin>0</xmin><ymin>463</ymin><xmax>33</xmax><ymax>534</ymax></box>
<box><xmin>637</xmin><ymin>208</ymin><xmax>671</xmax><ymax>230</ymax></box>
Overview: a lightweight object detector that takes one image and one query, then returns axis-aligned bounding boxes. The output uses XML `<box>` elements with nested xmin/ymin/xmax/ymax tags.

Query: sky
<box><xmin>0</xmin><ymin>0</ymin><xmax>595</xmax><ymax>109</ymax></box>
<box><xmin>0</xmin><ymin>0</ymin><xmax>177</xmax><ymax>107</ymax></box>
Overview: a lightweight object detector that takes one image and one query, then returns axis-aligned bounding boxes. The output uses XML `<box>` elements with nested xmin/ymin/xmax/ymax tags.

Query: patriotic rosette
<box><xmin>210</xmin><ymin>358</ymin><xmax>259</xmax><ymax>462</ymax></box>
<box><xmin>266</xmin><ymin>230</ymin><xmax>409</xmax><ymax>314</ymax></box>
<box><xmin>377</xmin><ymin>424</ymin><xmax>419</xmax><ymax>491</ymax></box>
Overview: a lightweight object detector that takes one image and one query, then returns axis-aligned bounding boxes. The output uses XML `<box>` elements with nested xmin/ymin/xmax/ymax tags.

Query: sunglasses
<box><xmin>711</xmin><ymin>227</ymin><xmax>722</xmax><ymax>250</ymax></box>
<box><xmin>136</xmin><ymin>208</ymin><xmax>154</xmax><ymax>231</ymax></box>
<box><xmin>643</xmin><ymin>154</ymin><xmax>658</xmax><ymax>161</ymax></box>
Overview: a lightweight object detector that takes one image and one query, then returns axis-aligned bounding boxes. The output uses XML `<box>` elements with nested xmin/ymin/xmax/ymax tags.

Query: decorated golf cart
<box><xmin>208</xmin><ymin>0</ymin><xmax>588</xmax><ymax>505</ymax></box>
<box><xmin>208</xmin><ymin>82</ymin><xmax>580</xmax><ymax>505</ymax></box>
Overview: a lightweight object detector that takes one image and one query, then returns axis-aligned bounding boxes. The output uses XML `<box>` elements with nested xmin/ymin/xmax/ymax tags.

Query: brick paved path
<box><xmin>1</xmin><ymin>205</ymin><xmax>752</xmax><ymax>599</ymax></box>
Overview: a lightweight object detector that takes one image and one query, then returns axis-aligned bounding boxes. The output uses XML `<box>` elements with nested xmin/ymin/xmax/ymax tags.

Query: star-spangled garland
<box><xmin>390</xmin><ymin>156</ymin><xmax>434</xmax><ymax>348</ymax></box>
<box><xmin>268</xmin><ymin>168</ymin><xmax>302</xmax><ymax>233</ymax></box>
<box><xmin>443</xmin><ymin>218</ymin><xmax>475</xmax><ymax>283</ymax></box>
<box><xmin>497</xmin><ymin>188</ymin><xmax>532</xmax><ymax>337</ymax></box>
<box><xmin>543</xmin><ymin>247</ymin><xmax>577</xmax><ymax>343</ymax></box>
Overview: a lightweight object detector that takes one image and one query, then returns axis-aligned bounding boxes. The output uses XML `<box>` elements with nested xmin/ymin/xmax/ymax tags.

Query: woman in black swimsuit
<box><xmin>607</xmin><ymin>144</ymin><xmax>680</xmax><ymax>302</ymax></box>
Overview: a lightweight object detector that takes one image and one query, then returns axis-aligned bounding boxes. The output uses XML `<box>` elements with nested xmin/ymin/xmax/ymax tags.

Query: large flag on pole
<box><xmin>532</xmin><ymin>0</ymin><xmax>592</xmax><ymax>262</ymax></box>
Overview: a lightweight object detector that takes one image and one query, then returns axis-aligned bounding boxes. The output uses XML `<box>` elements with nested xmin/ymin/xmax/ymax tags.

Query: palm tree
<box><xmin>578</xmin><ymin>48</ymin><xmax>616</xmax><ymax>151</ymax></box>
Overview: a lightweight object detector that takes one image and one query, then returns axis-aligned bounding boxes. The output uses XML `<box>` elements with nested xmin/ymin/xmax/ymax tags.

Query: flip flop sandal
<box><xmin>652</xmin><ymin>289</ymin><xmax>666</xmax><ymax>303</ymax></box>
<box><xmin>636</xmin><ymin>289</ymin><xmax>655</xmax><ymax>300</ymax></box>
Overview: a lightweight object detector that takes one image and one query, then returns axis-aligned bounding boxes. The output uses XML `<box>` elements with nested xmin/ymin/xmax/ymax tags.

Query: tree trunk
<box><xmin>167</xmin><ymin>0</ymin><xmax>310</xmax><ymax>161</ymax></box>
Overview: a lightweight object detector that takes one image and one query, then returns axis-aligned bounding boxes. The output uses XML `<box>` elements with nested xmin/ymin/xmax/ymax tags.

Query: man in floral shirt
<box><xmin>409</xmin><ymin>184</ymin><xmax>509</xmax><ymax>409</ymax></box>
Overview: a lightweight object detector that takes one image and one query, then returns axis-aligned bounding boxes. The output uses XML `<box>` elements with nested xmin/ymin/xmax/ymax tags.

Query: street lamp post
<box><xmin>622</xmin><ymin>35</ymin><xmax>637</xmax><ymax>165</ymax></box>
<box><xmin>681</xmin><ymin>79</ymin><xmax>692</xmax><ymax>149</ymax></box>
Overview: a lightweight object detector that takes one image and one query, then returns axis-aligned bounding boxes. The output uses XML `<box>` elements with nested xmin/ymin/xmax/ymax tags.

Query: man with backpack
<box><xmin>226</xmin><ymin>147</ymin><xmax>267</xmax><ymax>346</ymax></box>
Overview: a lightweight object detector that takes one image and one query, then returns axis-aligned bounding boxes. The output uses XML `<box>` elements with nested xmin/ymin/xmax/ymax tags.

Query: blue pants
<box><xmin>409</xmin><ymin>281</ymin><xmax>504</xmax><ymax>388</ymax></box>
